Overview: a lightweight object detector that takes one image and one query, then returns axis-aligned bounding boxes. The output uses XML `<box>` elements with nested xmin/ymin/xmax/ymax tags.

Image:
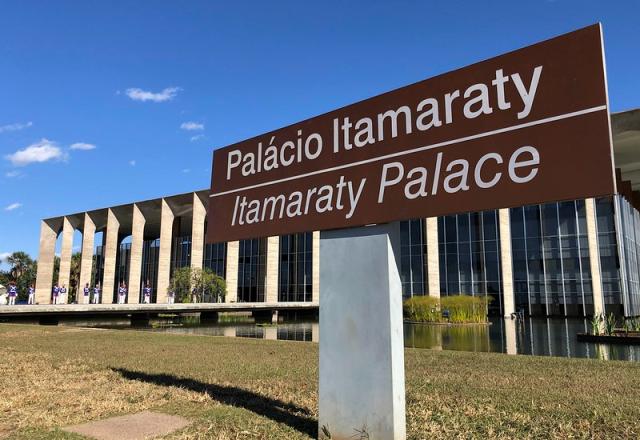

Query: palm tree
<box><xmin>7</xmin><ymin>251</ymin><xmax>33</xmax><ymax>280</ymax></box>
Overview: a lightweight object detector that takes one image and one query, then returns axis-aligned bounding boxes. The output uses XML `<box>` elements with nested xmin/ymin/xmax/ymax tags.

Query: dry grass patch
<box><xmin>0</xmin><ymin>348</ymin><xmax>207</xmax><ymax>436</ymax></box>
<box><xmin>1</xmin><ymin>323</ymin><xmax>640</xmax><ymax>439</ymax></box>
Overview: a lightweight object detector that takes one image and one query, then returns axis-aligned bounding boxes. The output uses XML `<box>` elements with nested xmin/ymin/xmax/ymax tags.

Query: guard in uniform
<box><xmin>7</xmin><ymin>281</ymin><xmax>17</xmax><ymax>305</ymax></box>
<box><xmin>59</xmin><ymin>284</ymin><xmax>68</xmax><ymax>304</ymax></box>
<box><xmin>28</xmin><ymin>284</ymin><xmax>35</xmax><ymax>304</ymax></box>
<box><xmin>83</xmin><ymin>283</ymin><xmax>90</xmax><ymax>304</ymax></box>
<box><xmin>143</xmin><ymin>281</ymin><xmax>152</xmax><ymax>304</ymax></box>
<box><xmin>93</xmin><ymin>284</ymin><xmax>101</xmax><ymax>304</ymax></box>
<box><xmin>52</xmin><ymin>284</ymin><xmax>60</xmax><ymax>304</ymax></box>
<box><xmin>118</xmin><ymin>282</ymin><xmax>127</xmax><ymax>304</ymax></box>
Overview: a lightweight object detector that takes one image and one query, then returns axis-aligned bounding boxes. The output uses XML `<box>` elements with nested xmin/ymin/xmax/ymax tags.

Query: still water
<box><xmin>59</xmin><ymin>316</ymin><xmax>640</xmax><ymax>362</ymax></box>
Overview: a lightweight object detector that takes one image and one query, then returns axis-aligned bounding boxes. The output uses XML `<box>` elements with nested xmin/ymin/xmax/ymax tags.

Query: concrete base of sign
<box><xmin>319</xmin><ymin>223</ymin><xmax>406</xmax><ymax>440</ymax></box>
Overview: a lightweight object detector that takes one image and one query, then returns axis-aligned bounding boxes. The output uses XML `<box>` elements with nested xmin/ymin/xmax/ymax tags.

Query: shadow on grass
<box><xmin>111</xmin><ymin>368</ymin><xmax>317</xmax><ymax>438</ymax></box>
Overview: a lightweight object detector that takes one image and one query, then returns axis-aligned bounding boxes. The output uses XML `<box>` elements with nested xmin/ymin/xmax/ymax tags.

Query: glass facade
<box><xmin>438</xmin><ymin>210</ymin><xmax>503</xmax><ymax>315</ymax></box>
<box><xmin>511</xmin><ymin>200</ymin><xmax>593</xmax><ymax>317</ymax></box>
<box><xmin>113</xmin><ymin>242</ymin><xmax>131</xmax><ymax>302</ymax></box>
<box><xmin>278</xmin><ymin>232</ymin><xmax>313</xmax><ymax>302</ymax></box>
<box><xmin>596</xmin><ymin>197</ymin><xmax>623</xmax><ymax>314</ymax></box>
<box><xmin>92</xmin><ymin>245</ymin><xmax>105</xmax><ymax>288</ymax></box>
<box><xmin>399</xmin><ymin>197</ymin><xmax>640</xmax><ymax>317</ymax></box>
<box><xmin>400</xmin><ymin>219</ymin><xmax>427</xmax><ymax>298</ymax></box>
<box><xmin>171</xmin><ymin>235</ymin><xmax>192</xmax><ymax>273</ymax></box>
<box><xmin>204</xmin><ymin>242</ymin><xmax>227</xmax><ymax>278</ymax></box>
<box><xmin>613</xmin><ymin>196</ymin><xmax>640</xmax><ymax>316</ymax></box>
<box><xmin>141</xmin><ymin>238</ymin><xmax>160</xmax><ymax>303</ymax></box>
<box><xmin>64</xmin><ymin>192</ymin><xmax>640</xmax><ymax>317</ymax></box>
<box><xmin>237</xmin><ymin>238</ymin><xmax>267</xmax><ymax>302</ymax></box>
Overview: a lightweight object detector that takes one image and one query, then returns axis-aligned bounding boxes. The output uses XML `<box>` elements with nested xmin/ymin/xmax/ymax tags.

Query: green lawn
<box><xmin>1</xmin><ymin>323</ymin><xmax>639</xmax><ymax>439</ymax></box>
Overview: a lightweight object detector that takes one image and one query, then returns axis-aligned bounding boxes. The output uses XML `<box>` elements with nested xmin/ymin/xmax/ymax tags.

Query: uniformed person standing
<box><xmin>143</xmin><ymin>281</ymin><xmax>152</xmax><ymax>304</ymax></box>
<box><xmin>59</xmin><ymin>284</ymin><xmax>68</xmax><ymax>304</ymax></box>
<box><xmin>7</xmin><ymin>281</ymin><xmax>18</xmax><ymax>305</ymax></box>
<box><xmin>27</xmin><ymin>284</ymin><xmax>35</xmax><ymax>305</ymax></box>
<box><xmin>82</xmin><ymin>283</ymin><xmax>90</xmax><ymax>304</ymax></box>
<box><xmin>52</xmin><ymin>284</ymin><xmax>60</xmax><ymax>304</ymax></box>
<box><xmin>118</xmin><ymin>282</ymin><xmax>127</xmax><ymax>304</ymax></box>
<box><xmin>92</xmin><ymin>284</ymin><xmax>101</xmax><ymax>304</ymax></box>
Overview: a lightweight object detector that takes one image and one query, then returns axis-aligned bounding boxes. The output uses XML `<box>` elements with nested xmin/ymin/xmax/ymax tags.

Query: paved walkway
<box><xmin>63</xmin><ymin>411</ymin><xmax>190</xmax><ymax>440</ymax></box>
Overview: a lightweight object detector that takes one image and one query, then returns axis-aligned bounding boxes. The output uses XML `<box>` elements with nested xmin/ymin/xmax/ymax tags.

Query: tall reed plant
<box><xmin>403</xmin><ymin>294</ymin><xmax>491</xmax><ymax>323</ymax></box>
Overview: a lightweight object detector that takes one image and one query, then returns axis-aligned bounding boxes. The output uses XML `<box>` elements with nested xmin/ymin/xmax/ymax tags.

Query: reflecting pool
<box><xmin>53</xmin><ymin>316</ymin><xmax>640</xmax><ymax>361</ymax></box>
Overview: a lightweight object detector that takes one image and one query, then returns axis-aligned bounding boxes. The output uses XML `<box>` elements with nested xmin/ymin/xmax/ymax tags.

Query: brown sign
<box><xmin>207</xmin><ymin>24</ymin><xmax>614</xmax><ymax>243</ymax></box>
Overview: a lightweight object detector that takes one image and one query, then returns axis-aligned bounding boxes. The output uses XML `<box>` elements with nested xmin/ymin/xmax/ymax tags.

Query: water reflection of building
<box><xmin>35</xmin><ymin>110</ymin><xmax>640</xmax><ymax>318</ymax></box>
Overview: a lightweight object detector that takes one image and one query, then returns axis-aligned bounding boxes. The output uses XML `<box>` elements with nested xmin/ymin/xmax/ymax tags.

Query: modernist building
<box><xmin>35</xmin><ymin>109</ymin><xmax>640</xmax><ymax>317</ymax></box>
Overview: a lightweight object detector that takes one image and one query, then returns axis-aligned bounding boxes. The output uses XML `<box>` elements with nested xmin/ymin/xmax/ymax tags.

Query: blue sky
<box><xmin>1</xmin><ymin>1</ymin><xmax>639</xmax><ymax>265</ymax></box>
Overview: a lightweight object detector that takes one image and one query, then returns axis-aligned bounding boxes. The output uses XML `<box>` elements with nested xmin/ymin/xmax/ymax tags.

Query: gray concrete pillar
<box><xmin>499</xmin><ymin>208</ymin><xmax>515</xmax><ymax>317</ymax></box>
<box><xmin>35</xmin><ymin>220</ymin><xmax>58</xmax><ymax>304</ymax></box>
<box><xmin>128</xmin><ymin>204</ymin><xmax>145</xmax><ymax>304</ymax></box>
<box><xmin>585</xmin><ymin>198</ymin><xmax>605</xmax><ymax>316</ymax></box>
<box><xmin>426</xmin><ymin>217</ymin><xmax>440</xmax><ymax>298</ymax></box>
<box><xmin>78</xmin><ymin>213</ymin><xmax>96</xmax><ymax>303</ymax></box>
<box><xmin>57</xmin><ymin>217</ymin><xmax>75</xmax><ymax>301</ymax></box>
<box><xmin>191</xmin><ymin>193</ymin><xmax>206</xmax><ymax>271</ymax></box>
<box><xmin>265</xmin><ymin>236</ymin><xmax>280</xmax><ymax>303</ymax></box>
<box><xmin>264</xmin><ymin>326</ymin><xmax>278</xmax><ymax>340</ymax></box>
<box><xmin>225</xmin><ymin>241</ymin><xmax>239</xmax><ymax>303</ymax></box>
<box><xmin>319</xmin><ymin>224</ymin><xmax>406</xmax><ymax>439</ymax></box>
<box><xmin>312</xmin><ymin>230</ymin><xmax>320</xmax><ymax>303</ymax></box>
<box><xmin>504</xmin><ymin>319</ymin><xmax>517</xmax><ymax>355</ymax></box>
<box><xmin>156</xmin><ymin>199</ymin><xmax>174</xmax><ymax>303</ymax></box>
<box><xmin>101</xmin><ymin>208</ymin><xmax>120</xmax><ymax>304</ymax></box>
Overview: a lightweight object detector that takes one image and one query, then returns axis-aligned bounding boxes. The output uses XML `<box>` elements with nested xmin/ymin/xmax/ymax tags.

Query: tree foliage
<box><xmin>2</xmin><ymin>251</ymin><xmax>37</xmax><ymax>301</ymax></box>
<box><xmin>168</xmin><ymin>267</ymin><xmax>226</xmax><ymax>303</ymax></box>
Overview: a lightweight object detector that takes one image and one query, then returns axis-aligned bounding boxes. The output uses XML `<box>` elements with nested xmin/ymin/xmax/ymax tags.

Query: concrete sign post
<box><xmin>207</xmin><ymin>24</ymin><xmax>615</xmax><ymax>440</ymax></box>
<box><xmin>319</xmin><ymin>223</ymin><xmax>405</xmax><ymax>439</ymax></box>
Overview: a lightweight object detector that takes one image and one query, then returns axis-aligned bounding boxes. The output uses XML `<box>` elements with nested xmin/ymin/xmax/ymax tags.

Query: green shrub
<box><xmin>403</xmin><ymin>295</ymin><xmax>442</xmax><ymax>323</ymax></box>
<box><xmin>604</xmin><ymin>312</ymin><xmax>617</xmax><ymax>336</ymax></box>
<box><xmin>403</xmin><ymin>294</ymin><xmax>491</xmax><ymax>323</ymax></box>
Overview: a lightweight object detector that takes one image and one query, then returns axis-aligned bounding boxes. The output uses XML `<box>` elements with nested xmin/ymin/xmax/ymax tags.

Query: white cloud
<box><xmin>129</xmin><ymin>160</ymin><xmax>136</xmax><ymax>166</ymax></box>
<box><xmin>70</xmin><ymin>142</ymin><xmax>97</xmax><ymax>151</ymax></box>
<box><xmin>5</xmin><ymin>202</ymin><xmax>22</xmax><ymax>211</ymax></box>
<box><xmin>5</xmin><ymin>170</ymin><xmax>21</xmax><ymax>178</ymax></box>
<box><xmin>190</xmin><ymin>134</ymin><xmax>205</xmax><ymax>142</ymax></box>
<box><xmin>125</xmin><ymin>87</ymin><xmax>181</xmax><ymax>102</ymax></box>
<box><xmin>0</xmin><ymin>121</ymin><xmax>33</xmax><ymax>133</ymax></box>
<box><xmin>0</xmin><ymin>252</ymin><xmax>11</xmax><ymax>263</ymax></box>
<box><xmin>180</xmin><ymin>121</ymin><xmax>204</xmax><ymax>131</ymax></box>
<box><xmin>182</xmin><ymin>168</ymin><xmax>190</xmax><ymax>173</ymax></box>
<box><xmin>5</xmin><ymin>139</ymin><xmax>65</xmax><ymax>166</ymax></box>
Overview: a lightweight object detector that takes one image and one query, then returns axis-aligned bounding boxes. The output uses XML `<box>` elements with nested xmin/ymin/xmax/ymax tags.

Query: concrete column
<box><xmin>157</xmin><ymin>199</ymin><xmax>174</xmax><ymax>303</ymax></box>
<box><xmin>191</xmin><ymin>193</ymin><xmax>206</xmax><ymax>271</ymax></box>
<box><xmin>57</xmin><ymin>217</ymin><xmax>75</xmax><ymax>301</ymax></box>
<box><xmin>35</xmin><ymin>220</ymin><xmax>58</xmax><ymax>304</ymax></box>
<box><xmin>312</xmin><ymin>230</ymin><xmax>320</xmax><ymax>303</ymax></box>
<box><xmin>101</xmin><ymin>209</ymin><xmax>120</xmax><ymax>304</ymax></box>
<box><xmin>585</xmin><ymin>198</ymin><xmax>605</xmax><ymax>316</ymax></box>
<box><xmin>128</xmin><ymin>204</ymin><xmax>145</xmax><ymax>304</ymax></box>
<box><xmin>319</xmin><ymin>224</ymin><xmax>406</xmax><ymax>439</ymax></box>
<box><xmin>225</xmin><ymin>241</ymin><xmax>239</xmax><ymax>302</ymax></box>
<box><xmin>78</xmin><ymin>213</ymin><xmax>96</xmax><ymax>302</ymax></box>
<box><xmin>264</xmin><ymin>326</ymin><xmax>278</xmax><ymax>340</ymax></box>
<box><xmin>426</xmin><ymin>217</ymin><xmax>440</xmax><ymax>298</ymax></box>
<box><xmin>499</xmin><ymin>208</ymin><xmax>515</xmax><ymax>317</ymax></box>
<box><xmin>504</xmin><ymin>319</ymin><xmax>517</xmax><ymax>355</ymax></box>
<box><xmin>265</xmin><ymin>236</ymin><xmax>280</xmax><ymax>303</ymax></box>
